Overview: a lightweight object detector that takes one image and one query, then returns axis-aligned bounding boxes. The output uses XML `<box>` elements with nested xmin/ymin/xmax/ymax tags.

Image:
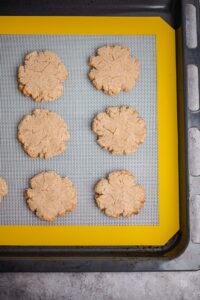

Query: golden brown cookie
<box><xmin>25</xmin><ymin>171</ymin><xmax>77</xmax><ymax>222</ymax></box>
<box><xmin>18</xmin><ymin>51</ymin><xmax>68</xmax><ymax>101</ymax></box>
<box><xmin>18</xmin><ymin>109</ymin><xmax>70</xmax><ymax>159</ymax></box>
<box><xmin>89</xmin><ymin>45</ymin><xmax>140</xmax><ymax>95</ymax></box>
<box><xmin>95</xmin><ymin>170</ymin><xmax>145</xmax><ymax>218</ymax></box>
<box><xmin>0</xmin><ymin>177</ymin><xmax>8</xmax><ymax>202</ymax></box>
<box><xmin>92</xmin><ymin>106</ymin><xmax>146</xmax><ymax>155</ymax></box>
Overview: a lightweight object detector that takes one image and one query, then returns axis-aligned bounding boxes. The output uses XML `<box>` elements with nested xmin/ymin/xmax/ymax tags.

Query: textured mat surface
<box><xmin>0</xmin><ymin>34</ymin><xmax>157</xmax><ymax>225</ymax></box>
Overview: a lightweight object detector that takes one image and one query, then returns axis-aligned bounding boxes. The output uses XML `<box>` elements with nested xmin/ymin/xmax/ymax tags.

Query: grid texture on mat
<box><xmin>0</xmin><ymin>35</ymin><xmax>158</xmax><ymax>225</ymax></box>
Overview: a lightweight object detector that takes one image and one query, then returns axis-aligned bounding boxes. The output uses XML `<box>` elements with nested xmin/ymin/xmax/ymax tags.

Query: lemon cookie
<box><xmin>18</xmin><ymin>51</ymin><xmax>68</xmax><ymax>101</ymax></box>
<box><xmin>25</xmin><ymin>171</ymin><xmax>77</xmax><ymax>222</ymax></box>
<box><xmin>95</xmin><ymin>170</ymin><xmax>145</xmax><ymax>218</ymax></box>
<box><xmin>92</xmin><ymin>106</ymin><xmax>146</xmax><ymax>155</ymax></box>
<box><xmin>0</xmin><ymin>177</ymin><xmax>8</xmax><ymax>202</ymax></box>
<box><xmin>89</xmin><ymin>45</ymin><xmax>140</xmax><ymax>95</ymax></box>
<box><xmin>18</xmin><ymin>109</ymin><xmax>70</xmax><ymax>159</ymax></box>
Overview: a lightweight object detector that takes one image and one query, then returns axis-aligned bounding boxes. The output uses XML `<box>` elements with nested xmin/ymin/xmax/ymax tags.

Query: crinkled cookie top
<box><xmin>92</xmin><ymin>106</ymin><xmax>146</xmax><ymax>155</ymax></box>
<box><xmin>18</xmin><ymin>109</ymin><xmax>70</xmax><ymax>159</ymax></box>
<box><xmin>25</xmin><ymin>171</ymin><xmax>77</xmax><ymax>222</ymax></box>
<box><xmin>95</xmin><ymin>170</ymin><xmax>145</xmax><ymax>218</ymax></box>
<box><xmin>89</xmin><ymin>45</ymin><xmax>140</xmax><ymax>95</ymax></box>
<box><xmin>0</xmin><ymin>177</ymin><xmax>8</xmax><ymax>201</ymax></box>
<box><xmin>18</xmin><ymin>51</ymin><xmax>68</xmax><ymax>101</ymax></box>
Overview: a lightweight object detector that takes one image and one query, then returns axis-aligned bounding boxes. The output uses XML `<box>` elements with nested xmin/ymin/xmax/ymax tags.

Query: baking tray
<box><xmin>0</xmin><ymin>27</ymin><xmax>177</xmax><ymax>246</ymax></box>
<box><xmin>0</xmin><ymin>0</ymin><xmax>199</xmax><ymax>271</ymax></box>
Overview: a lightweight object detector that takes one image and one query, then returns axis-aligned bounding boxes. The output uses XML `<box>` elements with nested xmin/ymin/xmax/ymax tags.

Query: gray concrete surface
<box><xmin>0</xmin><ymin>272</ymin><xmax>199</xmax><ymax>300</ymax></box>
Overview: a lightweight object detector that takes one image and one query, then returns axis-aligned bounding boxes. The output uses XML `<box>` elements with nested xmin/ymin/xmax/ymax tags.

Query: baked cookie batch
<box><xmin>1</xmin><ymin>46</ymin><xmax>146</xmax><ymax>221</ymax></box>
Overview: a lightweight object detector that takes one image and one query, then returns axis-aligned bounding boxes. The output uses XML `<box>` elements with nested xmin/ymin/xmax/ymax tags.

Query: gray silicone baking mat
<box><xmin>0</xmin><ymin>34</ymin><xmax>157</xmax><ymax>225</ymax></box>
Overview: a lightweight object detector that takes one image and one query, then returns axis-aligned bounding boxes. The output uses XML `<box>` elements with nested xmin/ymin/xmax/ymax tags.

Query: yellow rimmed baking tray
<box><xmin>0</xmin><ymin>16</ymin><xmax>179</xmax><ymax>246</ymax></box>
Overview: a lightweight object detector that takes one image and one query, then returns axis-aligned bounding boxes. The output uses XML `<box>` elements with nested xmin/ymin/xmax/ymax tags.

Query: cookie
<box><xmin>18</xmin><ymin>51</ymin><xmax>68</xmax><ymax>102</ymax></box>
<box><xmin>88</xmin><ymin>45</ymin><xmax>140</xmax><ymax>95</ymax></box>
<box><xmin>25</xmin><ymin>171</ymin><xmax>77</xmax><ymax>222</ymax></box>
<box><xmin>0</xmin><ymin>177</ymin><xmax>8</xmax><ymax>202</ymax></box>
<box><xmin>18</xmin><ymin>109</ymin><xmax>70</xmax><ymax>159</ymax></box>
<box><xmin>95</xmin><ymin>170</ymin><xmax>145</xmax><ymax>218</ymax></box>
<box><xmin>92</xmin><ymin>106</ymin><xmax>146</xmax><ymax>155</ymax></box>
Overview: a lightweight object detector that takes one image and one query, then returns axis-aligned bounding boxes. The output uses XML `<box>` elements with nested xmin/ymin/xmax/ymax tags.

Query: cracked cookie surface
<box><xmin>92</xmin><ymin>106</ymin><xmax>146</xmax><ymax>155</ymax></box>
<box><xmin>18</xmin><ymin>109</ymin><xmax>70</xmax><ymax>159</ymax></box>
<box><xmin>0</xmin><ymin>177</ymin><xmax>8</xmax><ymax>202</ymax></box>
<box><xmin>95</xmin><ymin>170</ymin><xmax>145</xmax><ymax>218</ymax></box>
<box><xmin>18</xmin><ymin>51</ymin><xmax>68</xmax><ymax>101</ymax></box>
<box><xmin>89</xmin><ymin>45</ymin><xmax>140</xmax><ymax>95</ymax></box>
<box><xmin>25</xmin><ymin>171</ymin><xmax>77</xmax><ymax>222</ymax></box>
